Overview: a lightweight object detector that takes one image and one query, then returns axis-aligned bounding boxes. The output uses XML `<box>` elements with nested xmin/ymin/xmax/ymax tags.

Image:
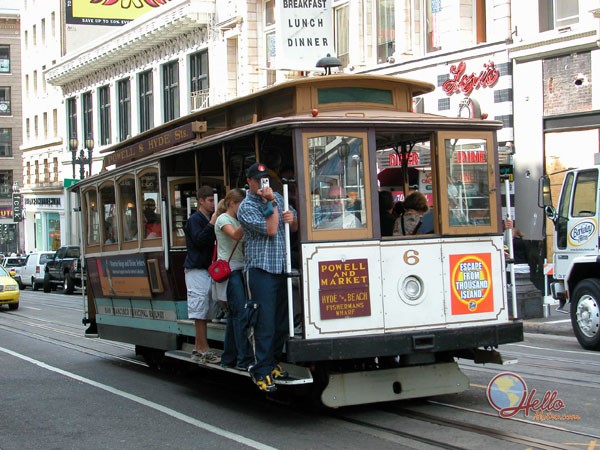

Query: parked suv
<box><xmin>20</xmin><ymin>251</ymin><xmax>55</xmax><ymax>290</ymax></box>
<box><xmin>44</xmin><ymin>245</ymin><xmax>84</xmax><ymax>294</ymax></box>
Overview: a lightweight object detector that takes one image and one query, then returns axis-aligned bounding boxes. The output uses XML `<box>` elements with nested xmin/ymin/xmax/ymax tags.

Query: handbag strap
<box><xmin>227</xmin><ymin>240</ymin><xmax>240</xmax><ymax>263</ymax></box>
<box><xmin>214</xmin><ymin>239</ymin><xmax>240</xmax><ymax>263</ymax></box>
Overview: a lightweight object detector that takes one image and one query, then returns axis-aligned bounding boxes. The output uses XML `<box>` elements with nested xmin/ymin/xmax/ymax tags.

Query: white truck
<box><xmin>542</xmin><ymin>166</ymin><xmax>600</xmax><ymax>350</ymax></box>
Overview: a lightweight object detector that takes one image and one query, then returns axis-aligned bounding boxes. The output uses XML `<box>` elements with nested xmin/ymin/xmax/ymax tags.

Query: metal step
<box><xmin>165</xmin><ymin>349</ymin><xmax>313</xmax><ymax>385</ymax></box>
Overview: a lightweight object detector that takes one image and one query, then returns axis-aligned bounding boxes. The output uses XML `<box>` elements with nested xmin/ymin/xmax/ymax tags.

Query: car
<box><xmin>1</xmin><ymin>256</ymin><xmax>26</xmax><ymax>289</ymax></box>
<box><xmin>19</xmin><ymin>251</ymin><xmax>55</xmax><ymax>290</ymax></box>
<box><xmin>0</xmin><ymin>264</ymin><xmax>20</xmax><ymax>310</ymax></box>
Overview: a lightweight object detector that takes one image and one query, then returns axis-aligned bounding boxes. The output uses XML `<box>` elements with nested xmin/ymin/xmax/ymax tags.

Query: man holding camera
<box><xmin>238</xmin><ymin>162</ymin><xmax>298</xmax><ymax>392</ymax></box>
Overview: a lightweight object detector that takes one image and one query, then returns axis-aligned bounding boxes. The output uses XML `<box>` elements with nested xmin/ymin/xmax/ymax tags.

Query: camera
<box><xmin>260</xmin><ymin>177</ymin><xmax>270</xmax><ymax>189</ymax></box>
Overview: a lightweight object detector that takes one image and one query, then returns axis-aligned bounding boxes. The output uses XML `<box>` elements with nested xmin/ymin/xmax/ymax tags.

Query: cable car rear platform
<box><xmin>165</xmin><ymin>348</ymin><xmax>314</xmax><ymax>385</ymax></box>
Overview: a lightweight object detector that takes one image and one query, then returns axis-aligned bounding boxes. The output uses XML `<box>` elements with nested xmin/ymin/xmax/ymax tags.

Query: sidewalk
<box><xmin>521</xmin><ymin>305</ymin><xmax>573</xmax><ymax>337</ymax></box>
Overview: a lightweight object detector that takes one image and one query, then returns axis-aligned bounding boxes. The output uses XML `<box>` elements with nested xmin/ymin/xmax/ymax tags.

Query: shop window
<box><xmin>139</xmin><ymin>169</ymin><xmax>161</xmax><ymax>240</ymax></box>
<box><xmin>99</xmin><ymin>182</ymin><xmax>118</xmax><ymax>245</ymax></box>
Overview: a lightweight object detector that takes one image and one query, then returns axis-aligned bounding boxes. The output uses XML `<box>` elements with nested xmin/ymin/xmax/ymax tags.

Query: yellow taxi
<box><xmin>0</xmin><ymin>264</ymin><xmax>20</xmax><ymax>310</ymax></box>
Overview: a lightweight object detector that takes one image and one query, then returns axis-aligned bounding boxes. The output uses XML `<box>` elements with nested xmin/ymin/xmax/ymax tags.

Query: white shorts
<box><xmin>185</xmin><ymin>268</ymin><xmax>213</xmax><ymax>320</ymax></box>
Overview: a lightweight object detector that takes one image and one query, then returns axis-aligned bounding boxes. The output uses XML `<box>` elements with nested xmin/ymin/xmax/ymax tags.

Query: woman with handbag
<box><xmin>214</xmin><ymin>188</ymin><xmax>253</xmax><ymax>370</ymax></box>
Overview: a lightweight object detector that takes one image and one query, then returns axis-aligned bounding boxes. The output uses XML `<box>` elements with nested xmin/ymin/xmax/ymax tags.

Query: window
<box><xmin>53</xmin><ymin>109</ymin><xmax>58</xmax><ymax>137</ymax></box>
<box><xmin>138</xmin><ymin>71</ymin><xmax>153</xmax><ymax>132</ymax></box>
<box><xmin>426</xmin><ymin>0</ymin><xmax>442</xmax><ymax>52</ymax></box>
<box><xmin>66</xmin><ymin>97</ymin><xmax>77</xmax><ymax>143</ymax></box>
<box><xmin>85</xmin><ymin>188</ymin><xmax>99</xmax><ymax>246</ymax></box>
<box><xmin>33</xmin><ymin>70</ymin><xmax>37</xmax><ymax>95</ymax></box>
<box><xmin>139</xmin><ymin>169</ymin><xmax>161</xmax><ymax>240</ymax></box>
<box><xmin>51</xmin><ymin>12</ymin><xmax>55</xmax><ymax>38</ymax></box>
<box><xmin>377</xmin><ymin>0</ymin><xmax>395</xmax><ymax>62</ymax></box>
<box><xmin>117</xmin><ymin>78</ymin><xmax>131</xmax><ymax>141</ymax></box>
<box><xmin>265</xmin><ymin>31</ymin><xmax>276</xmax><ymax>86</ymax></box>
<box><xmin>0</xmin><ymin>87</ymin><xmax>11</xmax><ymax>115</ymax></box>
<box><xmin>162</xmin><ymin>61</ymin><xmax>179</xmax><ymax>122</ymax></box>
<box><xmin>26</xmin><ymin>118</ymin><xmax>30</xmax><ymax>139</ymax></box>
<box><xmin>0</xmin><ymin>46</ymin><xmax>9</xmax><ymax>73</ymax></box>
<box><xmin>335</xmin><ymin>5</ymin><xmax>349</xmax><ymax>67</ymax></box>
<box><xmin>0</xmin><ymin>129</ymin><xmax>11</xmax><ymax>157</ymax></box>
<box><xmin>53</xmin><ymin>157</ymin><xmax>58</xmax><ymax>182</ymax></box>
<box><xmin>539</xmin><ymin>0</ymin><xmax>579</xmax><ymax>32</ymax></box>
<box><xmin>43</xmin><ymin>112</ymin><xmax>48</xmax><ymax>138</ymax></box>
<box><xmin>189</xmin><ymin>51</ymin><xmax>209</xmax><ymax>110</ymax></box>
<box><xmin>82</xmin><ymin>91</ymin><xmax>93</xmax><ymax>143</ymax></box>
<box><xmin>0</xmin><ymin>170</ymin><xmax>12</xmax><ymax>197</ymax></box>
<box><xmin>100</xmin><ymin>182</ymin><xmax>118</xmax><ymax>245</ymax></box>
<box><xmin>265</xmin><ymin>0</ymin><xmax>275</xmax><ymax>26</ymax></box>
<box><xmin>33</xmin><ymin>24</ymin><xmax>36</xmax><ymax>46</ymax></box>
<box><xmin>437</xmin><ymin>131</ymin><xmax>498</xmax><ymax>234</ymax></box>
<box><xmin>118</xmin><ymin>177</ymin><xmax>138</xmax><ymax>242</ymax></box>
<box><xmin>98</xmin><ymin>85</ymin><xmax>111</xmax><ymax>145</ymax></box>
<box><xmin>305</xmin><ymin>132</ymin><xmax>372</xmax><ymax>241</ymax></box>
<box><xmin>41</xmin><ymin>18</ymin><xmax>46</xmax><ymax>46</ymax></box>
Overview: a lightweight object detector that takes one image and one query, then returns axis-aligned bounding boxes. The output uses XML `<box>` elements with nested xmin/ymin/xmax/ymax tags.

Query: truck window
<box><xmin>571</xmin><ymin>169</ymin><xmax>598</xmax><ymax>217</ymax></box>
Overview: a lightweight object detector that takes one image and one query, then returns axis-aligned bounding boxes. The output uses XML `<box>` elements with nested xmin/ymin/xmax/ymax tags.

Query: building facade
<box><xmin>0</xmin><ymin>3</ymin><xmax>22</xmax><ymax>255</ymax></box>
<box><xmin>30</xmin><ymin>0</ymin><xmax>600</xmax><ymax>264</ymax></box>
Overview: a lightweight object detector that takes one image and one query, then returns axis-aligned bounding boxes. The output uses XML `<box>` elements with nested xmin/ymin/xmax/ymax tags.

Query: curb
<box><xmin>522</xmin><ymin>321</ymin><xmax>573</xmax><ymax>337</ymax></box>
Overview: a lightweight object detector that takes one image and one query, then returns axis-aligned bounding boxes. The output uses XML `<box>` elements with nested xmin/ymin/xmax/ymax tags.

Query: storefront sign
<box><xmin>389</xmin><ymin>152</ymin><xmax>420</xmax><ymax>167</ymax></box>
<box><xmin>24</xmin><ymin>197</ymin><xmax>61</xmax><ymax>206</ymax></box>
<box><xmin>450</xmin><ymin>253</ymin><xmax>494</xmax><ymax>314</ymax></box>
<box><xmin>443</xmin><ymin>61</ymin><xmax>500</xmax><ymax>96</ymax></box>
<box><xmin>0</xmin><ymin>206</ymin><xmax>12</xmax><ymax>219</ymax></box>
<box><xmin>275</xmin><ymin>0</ymin><xmax>333</xmax><ymax>70</ymax></box>
<box><xmin>12</xmin><ymin>194</ymin><xmax>22</xmax><ymax>222</ymax></box>
<box><xmin>104</xmin><ymin>122</ymin><xmax>205</xmax><ymax>168</ymax></box>
<box><xmin>319</xmin><ymin>258</ymin><xmax>371</xmax><ymax>319</ymax></box>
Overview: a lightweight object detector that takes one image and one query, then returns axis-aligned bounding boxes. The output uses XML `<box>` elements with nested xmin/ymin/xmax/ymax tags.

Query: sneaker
<box><xmin>191</xmin><ymin>350</ymin><xmax>202</xmax><ymax>362</ymax></box>
<box><xmin>254</xmin><ymin>374</ymin><xmax>277</xmax><ymax>392</ymax></box>
<box><xmin>212</xmin><ymin>310</ymin><xmax>224</xmax><ymax>323</ymax></box>
<box><xmin>219</xmin><ymin>312</ymin><xmax>229</xmax><ymax>324</ymax></box>
<box><xmin>271</xmin><ymin>363</ymin><xmax>289</xmax><ymax>380</ymax></box>
<box><xmin>199</xmin><ymin>351</ymin><xmax>221</xmax><ymax>364</ymax></box>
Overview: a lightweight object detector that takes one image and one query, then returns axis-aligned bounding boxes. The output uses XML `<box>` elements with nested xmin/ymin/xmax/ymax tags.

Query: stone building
<box><xmin>0</xmin><ymin>2</ymin><xmax>22</xmax><ymax>254</ymax></box>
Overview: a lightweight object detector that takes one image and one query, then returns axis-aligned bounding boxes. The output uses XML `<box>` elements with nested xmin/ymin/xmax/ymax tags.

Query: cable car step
<box><xmin>165</xmin><ymin>350</ymin><xmax>313</xmax><ymax>385</ymax></box>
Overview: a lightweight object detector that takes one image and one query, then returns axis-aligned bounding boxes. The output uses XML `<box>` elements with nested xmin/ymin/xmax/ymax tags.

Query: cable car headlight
<box><xmin>398</xmin><ymin>275</ymin><xmax>425</xmax><ymax>305</ymax></box>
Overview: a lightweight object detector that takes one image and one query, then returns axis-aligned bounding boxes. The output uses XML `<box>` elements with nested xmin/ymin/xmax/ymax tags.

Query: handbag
<box><xmin>208</xmin><ymin>240</ymin><xmax>240</xmax><ymax>282</ymax></box>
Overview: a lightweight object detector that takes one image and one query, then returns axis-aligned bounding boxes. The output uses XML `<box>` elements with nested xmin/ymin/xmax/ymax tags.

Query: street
<box><xmin>1</xmin><ymin>289</ymin><xmax>599</xmax><ymax>450</ymax></box>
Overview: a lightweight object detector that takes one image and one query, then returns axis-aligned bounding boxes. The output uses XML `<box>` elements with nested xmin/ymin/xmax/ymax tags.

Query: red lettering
<box><xmin>442</xmin><ymin>61</ymin><xmax>500</xmax><ymax>96</ymax></box>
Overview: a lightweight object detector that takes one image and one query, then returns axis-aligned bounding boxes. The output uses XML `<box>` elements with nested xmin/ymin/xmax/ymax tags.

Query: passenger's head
<box><xmin>245</xmin><ymin>162</ymin><xmax>270</xmax><ymax>194</ymax></box>
<box><xmin>217</xmin><ymin>188</ymin><xmax>245</xmax><ymax>217</ymax></box>
<box><xmin>143</xmin><ymin>198</ymin><xmax>156</xmax><ymax>212</ymax></box>
<box><xmin>326</xmin><ymin>185</ymin><xmax>345</xmax><ymax>201</ymax></box>
<box><xmin>403</xmin><ymin>191</ymin><xmax>429</xmax><ymax>215</ymax></box>
<box><xmin>379</xmin><ymin>190</ymin><xmax>394</xmax><ymax>212</ymax></box>
<box><xmin>197</xmin><ymin>185</ymin><xmax>215</xmax><ymax>215</ymax></box>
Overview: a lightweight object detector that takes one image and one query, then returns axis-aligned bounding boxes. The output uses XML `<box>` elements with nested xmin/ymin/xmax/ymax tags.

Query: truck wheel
<box><xmin>63</xmin><ymin>273</ymin><xmax>75</xmax><ymax>295</ymax></box>
<box><xmin>571</xmin><ymin>279</ymin><xmax>600</xmax><ymax>350</ymax></box>
<box><xmin>43</xmin><ymin>273</ymin><xmax>51</xmax><ymax>293</ymax></box>
<box><xmin>32</xmin><ymin>277</ymin><xmax>39</xmax><ymax>291</ymax></box>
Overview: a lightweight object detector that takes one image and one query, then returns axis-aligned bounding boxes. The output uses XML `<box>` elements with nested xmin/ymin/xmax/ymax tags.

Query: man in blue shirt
<box><xmin>238</xmin><ymin>162</ymin><xmax>298</xmax><ymax>392</ymax></box>
<box><xmin>184</xmin><ymin>185</ymin><xmax>220</xmax><ymax>364</ymax></box>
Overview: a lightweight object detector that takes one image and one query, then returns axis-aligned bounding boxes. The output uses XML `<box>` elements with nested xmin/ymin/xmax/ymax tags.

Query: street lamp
<box><xmin>316</xmin><ymin>53</ymin><xmax>342</xmax><ymax>75</ymax></box>
<box><xmin>70</xmin><ymin>133</ymin><xmax>95</xmax><ymax>179</ymax></box>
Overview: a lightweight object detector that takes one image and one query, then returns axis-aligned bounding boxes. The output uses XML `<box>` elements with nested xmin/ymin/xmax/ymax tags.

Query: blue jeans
<box><xmin>247</xmin><ymin>268</ymin><xmax>288</xmax><ymax>377</ymax></box>
<box><xmin>221</xmin><ymin>270</ymin><xmax>253</xmax><ymax>369</ymax></box>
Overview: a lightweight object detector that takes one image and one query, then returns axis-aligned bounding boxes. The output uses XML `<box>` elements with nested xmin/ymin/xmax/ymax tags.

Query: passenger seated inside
<box><xmin>317</xmin><ymin>185</ymin><xmax>362</xmax><ymax>229</ymax></box>
<box><xmin>143</xmin><ymin>199</ymin><xmax>162</xmax><ymax>238</ymax></box>
<box><xmin>378</xmin><ymin>190</ymin><xmax>396</xmax><ymax>237</ymax></box>
<box><xmin>393</xmin><ymin>191</ymin><xmax>429</xmax><ymax>236</ymax></box>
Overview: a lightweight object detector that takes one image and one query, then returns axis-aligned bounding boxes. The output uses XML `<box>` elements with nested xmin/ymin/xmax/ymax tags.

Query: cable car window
<box><xmin>119</xmin><ymin>177</ymin><xmax>137</xmax><ymax>241</ymax></box>
<box><xmin>85</xmin><ymin>188</ymin><xmax>99</xmax><ymax>246</ymax></box>
<box><xmin>139</xmin><ymin>169</ymin><xmax>161</xmax><ymax>240</ymax></box>
<box><xmin>99</xmin><ymin>182</ymin><xmax>118</xmax><ymax>245</ymax></box>
<box><xmin>305</xmin><ymin>132</ymin><xmax>372</xmax><ymax>241</ymax></box>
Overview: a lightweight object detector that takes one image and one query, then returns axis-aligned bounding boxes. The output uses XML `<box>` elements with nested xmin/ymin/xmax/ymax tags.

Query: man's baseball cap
<box><xmin>246</xmin><ymin>162</ymin><xmax>269</xmax><ymax>179</ymax></box>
